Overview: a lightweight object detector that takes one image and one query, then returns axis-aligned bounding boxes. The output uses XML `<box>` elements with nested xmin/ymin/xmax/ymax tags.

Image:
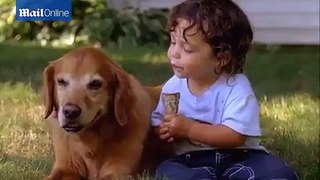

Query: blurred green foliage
<box><xmin>0</xmin><ymin>0</ymin><xmax>169</xmax><ymax>47</ymax></box>
<box><xmin>84</xmin><ymin>8</ymin><xmax>169</xmax><ymax>48</ymax></box>
<box><xmin>0</xmin><ymin>0</ymin><xmax>15</xmax><ymax>6</ymax></box>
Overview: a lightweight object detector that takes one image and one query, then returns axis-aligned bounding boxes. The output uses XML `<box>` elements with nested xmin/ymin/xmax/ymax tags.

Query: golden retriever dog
<box><xmin>42</xmin><ymin>46</ymin><xmax>168</xmax><ymax>180</ymax></box>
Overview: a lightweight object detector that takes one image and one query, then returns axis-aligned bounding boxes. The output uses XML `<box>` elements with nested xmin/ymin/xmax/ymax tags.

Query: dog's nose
<box><xmin>63</xmin><ymin>103</ymin><xmax>81</xmax><ymax>119</ymax></box>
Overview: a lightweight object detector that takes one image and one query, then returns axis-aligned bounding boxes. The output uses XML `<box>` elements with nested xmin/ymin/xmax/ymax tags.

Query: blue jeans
<box><xmin>155</xmin><ymin>149</ymin><xmax>298</xmax><ymax>180</ymax></box>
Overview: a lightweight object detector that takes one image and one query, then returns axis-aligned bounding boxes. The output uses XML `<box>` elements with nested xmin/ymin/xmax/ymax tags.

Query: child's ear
<box><xmin>216</xmin><ymin>50</ymin><xmax>232</xmax><ymax>67</ymax></box>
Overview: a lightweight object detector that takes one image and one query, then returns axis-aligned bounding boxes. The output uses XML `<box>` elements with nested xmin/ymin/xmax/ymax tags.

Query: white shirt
<box><xmin>151</xmin><ymin>74</ymin><xmax>266</xmax><ymax>155</ymax></box>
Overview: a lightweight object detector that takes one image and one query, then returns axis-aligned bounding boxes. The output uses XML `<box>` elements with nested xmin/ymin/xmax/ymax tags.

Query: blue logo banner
<box><xmin>16</xmin><ymin>0</ymin><xmax>72</xmax><ymax>21</ymax></box>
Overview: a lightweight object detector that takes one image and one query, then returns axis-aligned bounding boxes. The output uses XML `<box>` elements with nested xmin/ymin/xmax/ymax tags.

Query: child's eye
<box><xmin>184</xmin><ymin>48</ymin><xmax>194</xmax><ymax>53</ymax></box>
<box><xmin>170</xmin><ymin>41</ymin><xmax>176</xmax><ymax>45</ymax></box>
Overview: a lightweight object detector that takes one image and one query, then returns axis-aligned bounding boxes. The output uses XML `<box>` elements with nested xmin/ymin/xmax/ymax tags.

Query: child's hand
<box><xmin>154</xmin><ymin>123</ymin><xmax>174</xmax><ymax>143</ymax></box>
<box><xmin>163</xmin><ymin>113</ymin><xmax>195</xmax><ymax>139</ymax></box>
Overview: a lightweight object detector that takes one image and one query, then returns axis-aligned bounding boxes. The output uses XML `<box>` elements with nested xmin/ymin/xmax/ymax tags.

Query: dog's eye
<box><xmin>87</xmin><ymin>80</ymin><xmax>102</xmax><ymax>90</ymax></box>
<box><xmin>57</xmin><ymin>78</ymin><xmax>69</xmax><ymax>87</ymax></box>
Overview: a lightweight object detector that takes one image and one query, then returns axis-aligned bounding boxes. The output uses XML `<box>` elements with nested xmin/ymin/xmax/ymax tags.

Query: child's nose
<box><xmin>170</xmin><ymin>45</ymin><xmax>181</xmax><ymax>59</ymax></box>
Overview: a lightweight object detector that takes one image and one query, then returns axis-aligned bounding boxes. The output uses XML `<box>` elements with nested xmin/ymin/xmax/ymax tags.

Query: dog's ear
<box><xmin>42</xmin><ymin>64</ymin><xmax>56</xmax><ymax>119</ymax></box>
<box><xmin>113</xmin><ymin>72</ymin><xmax>135</xmax><ymax>126</ymax></box>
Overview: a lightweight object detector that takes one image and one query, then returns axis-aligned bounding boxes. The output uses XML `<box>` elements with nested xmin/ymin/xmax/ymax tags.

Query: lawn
<box><xmin>0</xmin><ymin>42</ymin><xmax>319</xmax><ymax>179</ymax></box>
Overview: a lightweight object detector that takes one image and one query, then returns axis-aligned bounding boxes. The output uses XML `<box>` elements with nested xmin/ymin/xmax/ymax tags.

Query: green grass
<box><xmin>0</xmin><ymin>42</ymin><xmax>319</xmax><ymax>179</ymax></box>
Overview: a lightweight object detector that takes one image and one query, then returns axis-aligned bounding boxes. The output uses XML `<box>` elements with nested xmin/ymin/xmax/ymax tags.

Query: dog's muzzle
<box><xmin>62</xmin><ymin>109</ymin><xmax>102</xmax><ymax>133</ymax></box>
<box><xmin>62</xmin><ymin>103</ymin><xmax>82</xmax><ymax>132</ymax></box>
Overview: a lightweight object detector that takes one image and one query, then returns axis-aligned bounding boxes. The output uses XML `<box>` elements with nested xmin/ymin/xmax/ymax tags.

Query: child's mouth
<box><xmin>172</xmin><ymin>64</ymin><xmax>183</xmax><ymax>71</ymax></box>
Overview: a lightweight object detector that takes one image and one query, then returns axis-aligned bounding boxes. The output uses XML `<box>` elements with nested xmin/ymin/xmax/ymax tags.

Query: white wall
<box><xmin>235</xmin><ymin>0</ymin><xmax>319</xmax><ymax>45</ymax></box>
<box><xmin>107</xmin><ymin>0</ymin><xmax>320</xmax><ymax>45</ymax></box>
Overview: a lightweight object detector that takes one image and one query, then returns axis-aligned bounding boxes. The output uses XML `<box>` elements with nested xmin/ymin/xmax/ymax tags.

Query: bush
<box><xmin>0</xmin><ymin>0</ymin><xmax>106</xmax><ymax>46</ymax></box>
<box><xmin>0</xmin><ymin>0</ymin><xmax>169</xmax><ymax>47</ymax></box>
<box><xmin>83</xmin><ymin>8</ymin><xmax>169</xmax><ymax>48</ymax></box>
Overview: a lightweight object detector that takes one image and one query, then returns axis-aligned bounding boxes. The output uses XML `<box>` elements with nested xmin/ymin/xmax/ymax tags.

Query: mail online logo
<box><xmin>16</xmin><ymin>0</ymin><xmax>72</xmax><ymax>21</ymax></box>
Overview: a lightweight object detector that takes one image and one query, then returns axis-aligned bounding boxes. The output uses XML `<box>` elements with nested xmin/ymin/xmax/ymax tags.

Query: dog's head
<box><xmin>42</xmin><ymin>47</ymin><xmax>135</xmax><ymax>133</ymax></box>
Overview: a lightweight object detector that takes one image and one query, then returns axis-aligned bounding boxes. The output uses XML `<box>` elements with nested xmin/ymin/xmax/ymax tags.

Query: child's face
<box><xmin>168</xmin><ymin>18</ymin><xmax>219</xmax><ymax>79</ymax></box>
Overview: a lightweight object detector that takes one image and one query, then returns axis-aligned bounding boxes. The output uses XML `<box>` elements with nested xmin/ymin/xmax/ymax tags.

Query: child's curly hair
<box><xmin>167</xmin><ymin>0</ymin><xmax>253</xmax><ymax>75</ymax></box>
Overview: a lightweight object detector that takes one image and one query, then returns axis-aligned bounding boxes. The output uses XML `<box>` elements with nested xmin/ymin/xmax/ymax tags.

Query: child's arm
<box><xmin>189</xmin><ymin>122</ymin><xmax>246</xmax><ymax>148</ymax></box>
<box><xmin>163</xmin><ymin>114</ymin><xmax>245</xmax><ymax>148</ymax></box>
<box><xmin>164</xmin><ymin>95</ymin><xmax>260</xmax><ymax>148</ymax></box>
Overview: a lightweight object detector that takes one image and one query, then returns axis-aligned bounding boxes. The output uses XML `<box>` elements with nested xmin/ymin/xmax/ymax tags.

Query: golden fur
<box><xmin>42</xmin><ymin>47</ymin><xmax>168</xmax><ymax>180</ymax></box>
